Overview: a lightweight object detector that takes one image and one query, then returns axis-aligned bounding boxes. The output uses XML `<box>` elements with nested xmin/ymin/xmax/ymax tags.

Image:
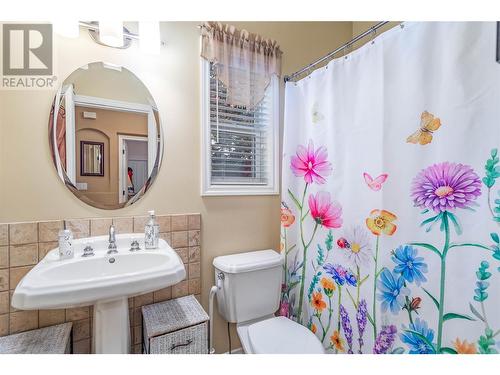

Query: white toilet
<box><xmin>213</xmin><ymin>250</ymin><xmax>325</xmax><ymax>354</ymax></box>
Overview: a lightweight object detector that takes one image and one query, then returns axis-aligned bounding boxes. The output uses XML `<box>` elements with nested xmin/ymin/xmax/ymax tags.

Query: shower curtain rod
<box><xmin>284</xmin><ymin>21</ymin><xmax>391</xmax><ymax>82</ymax></box>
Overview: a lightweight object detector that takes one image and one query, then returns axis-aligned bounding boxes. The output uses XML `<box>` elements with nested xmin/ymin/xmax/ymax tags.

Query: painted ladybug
<box><xmin>337</xmin><ymin>237</ymin><xmax>350</xmax><ymax>249</ymax></box>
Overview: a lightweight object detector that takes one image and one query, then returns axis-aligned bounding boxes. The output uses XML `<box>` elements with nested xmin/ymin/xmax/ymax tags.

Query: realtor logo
<box><xmin>1</xmin><ymin>23</ymin><xmax>56</xmax><ymax>89</ymax></box>
<box><xmin>3</xmin><ymin>24</ymin><xmax>52</xmax><ymax>75</ymax></box>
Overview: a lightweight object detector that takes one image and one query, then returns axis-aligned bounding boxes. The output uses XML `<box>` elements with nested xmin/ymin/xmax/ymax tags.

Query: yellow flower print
<box><xmin>366</xmin><ymin>209</ymin><xmax>397</xmax><ymax>236</ymax></box>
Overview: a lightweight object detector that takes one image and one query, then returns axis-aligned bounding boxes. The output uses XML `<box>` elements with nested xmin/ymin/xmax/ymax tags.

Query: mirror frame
<box><xmin>48</xmin><ymin>62</ymin><xmax>164</xmax><ymax>210</ymax></box>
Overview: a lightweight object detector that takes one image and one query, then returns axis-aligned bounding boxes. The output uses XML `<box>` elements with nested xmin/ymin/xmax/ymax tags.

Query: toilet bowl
<box><xmin>213</xmin><ymin>250</ymin><xmax>325</xmax><ymax>354</ymax></box>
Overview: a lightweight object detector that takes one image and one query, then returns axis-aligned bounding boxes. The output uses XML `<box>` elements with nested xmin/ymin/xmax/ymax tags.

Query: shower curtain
<box><xmin>280</xmin><ymin>22</ymin><xmax>500</xmax><ymax>354</ymax></box>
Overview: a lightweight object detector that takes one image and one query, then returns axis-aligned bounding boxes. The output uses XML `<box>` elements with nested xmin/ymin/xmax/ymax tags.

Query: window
<box><xmin>201</xmin><ymin>60</ymin><xmax>279</xmax><ymax>195</ymax></box>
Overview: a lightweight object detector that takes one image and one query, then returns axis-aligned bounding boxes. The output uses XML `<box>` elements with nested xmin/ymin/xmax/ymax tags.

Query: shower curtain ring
<box><xmin>371</xmin><ymin>28</ymin><xmax>377</xmax><ymax>45</ymax></box>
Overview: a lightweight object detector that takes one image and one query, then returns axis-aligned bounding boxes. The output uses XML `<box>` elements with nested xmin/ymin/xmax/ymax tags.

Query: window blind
<box><xmin>209</xmin><ymin>63</ymin><xmax>273</xmax><ymax>186</ymax></box>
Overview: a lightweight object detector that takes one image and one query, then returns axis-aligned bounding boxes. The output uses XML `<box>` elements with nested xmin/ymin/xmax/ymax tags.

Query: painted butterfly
<box><xmin>406</xmin><ymin>111</ymin><xmax>442</xmax><ymax>145</ymax></box>
<box><xmin>363</xmin><ymin>173</ymin><xmax>388</xmax><ymax>191</ymax></box>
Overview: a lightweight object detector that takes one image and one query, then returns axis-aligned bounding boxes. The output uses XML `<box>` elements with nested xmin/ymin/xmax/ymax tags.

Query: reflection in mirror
<box><xmin>49</xmin><ymin>62</ymin><xmax>163</xmax><ymax>210</ymax></box>
<box><xmin>81</xmin><ymin>141</ymin><xmax>104</xmax><ymax>176</ymax></box>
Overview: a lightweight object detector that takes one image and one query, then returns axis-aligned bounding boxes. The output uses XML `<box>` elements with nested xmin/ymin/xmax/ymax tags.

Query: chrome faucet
<box><xmin>107</xmin><ymin>225</ymin><xmax>118</xmax><ymax>254</ymax></box>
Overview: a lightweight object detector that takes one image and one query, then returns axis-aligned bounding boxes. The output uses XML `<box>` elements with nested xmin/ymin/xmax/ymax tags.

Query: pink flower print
<box><xmin>290</xmin><ymin>140</ymin><xmax>332</xmax><ymax>184</ymax></box>
<box><xmin>308</xmin><ymin>191</ymin><xmax>343</xmax><ymax>229</ymax></box>
<box><xmin>278</xmin><ymin>301</ymin><xmax>289</xmax><ymax>317</ymax></box>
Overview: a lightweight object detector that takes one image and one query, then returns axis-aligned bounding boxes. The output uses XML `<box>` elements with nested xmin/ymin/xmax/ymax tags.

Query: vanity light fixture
<box><xmin>98</xmin><ymin>21</ymin><xmax>125</xmax><ymax>48</ymax></box>
<box><xmin>83</xmin><ymin>21</ymin><xmax>132</xmax><ymax>49</ymax></box>
<box><xmin>79</xmin><ymin>21</ymin><xmax>164</xmax><ymax>51</ymax></box>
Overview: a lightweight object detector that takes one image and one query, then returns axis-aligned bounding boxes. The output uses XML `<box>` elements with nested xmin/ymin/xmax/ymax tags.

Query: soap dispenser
<box><xmin>144</xmin><ymin>210</ymin><xmax>159</xmax><ymax>249</ymax></box>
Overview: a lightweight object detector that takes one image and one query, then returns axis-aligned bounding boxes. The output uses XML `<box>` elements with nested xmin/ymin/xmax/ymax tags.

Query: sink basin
<box><xmin>12</xmin><ymin>233</ymin><xmax>186</xmax><ymax>354</ymax></box>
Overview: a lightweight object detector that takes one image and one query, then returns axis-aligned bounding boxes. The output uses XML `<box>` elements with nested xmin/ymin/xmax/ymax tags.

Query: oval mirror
<box><xmin>49</xmin><ymin>62</ymin><xmax>163</xmax><ymax>210</ymax></box>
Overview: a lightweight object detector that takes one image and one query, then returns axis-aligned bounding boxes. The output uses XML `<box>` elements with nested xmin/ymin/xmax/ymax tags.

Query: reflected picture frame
<box><xmin>80</xmin><ymin>140</ymin><xmax>105</xmax><ymax>176</ymax></box>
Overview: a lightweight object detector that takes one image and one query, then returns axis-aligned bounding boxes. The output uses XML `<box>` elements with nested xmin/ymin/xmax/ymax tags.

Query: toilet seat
<box><xmin>246</xmin><ymin>316</ymin><xmax>325</xmax><ymax>354</ymax></box>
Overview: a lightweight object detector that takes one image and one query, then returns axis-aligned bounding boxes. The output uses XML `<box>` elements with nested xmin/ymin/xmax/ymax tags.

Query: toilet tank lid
<box><xmin>213</xmin><ymin>250</ymin><xmax>282</xmax><ymax>273</ymax></box>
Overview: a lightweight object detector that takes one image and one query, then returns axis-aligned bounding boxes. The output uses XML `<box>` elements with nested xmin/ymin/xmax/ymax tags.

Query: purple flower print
<box><xmin>339</xmin><ymin>304</ymin><xmax>353</xmax><ymax>354</ymax></box>
<box><xmin>411</xmin><ymin>162</ymin><xmax>481</xmax><ymax>213</ymax></box>
<box><xmin>373</xmin><ymin>325</ymin><xmax>397</xmax><ymax>354</ymax></box>
<box><xmin>356</xmin><ymin>299</ymin><xmax>368</xmax><ymax>354</ymax></box>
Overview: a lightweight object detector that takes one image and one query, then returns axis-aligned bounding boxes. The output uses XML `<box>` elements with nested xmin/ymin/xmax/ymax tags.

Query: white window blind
<box><xmin>202</xmin><ymin>61</ymin><xmax>279</xmax><ymax>196</ymax></box>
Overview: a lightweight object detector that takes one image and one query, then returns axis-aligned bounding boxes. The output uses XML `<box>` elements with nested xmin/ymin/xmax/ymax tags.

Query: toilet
<box><xmin>213</xmin><ymin>250</ymin><xmax>325</xmax><ymax>354</ymax></box>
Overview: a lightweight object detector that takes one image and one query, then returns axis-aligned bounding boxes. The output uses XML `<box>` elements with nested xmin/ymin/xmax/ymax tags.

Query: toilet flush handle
<box><xmin>216</xmin><ymin>271</ymin><xmax>224</xmax><ymax>289</ymax></box>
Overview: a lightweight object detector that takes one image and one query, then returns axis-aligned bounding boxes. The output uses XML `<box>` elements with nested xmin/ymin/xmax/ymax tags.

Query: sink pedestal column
<box><xmin>93</xmin><ymin>297</ymin><xmax>130</xmax><ymax>354</ymax></box>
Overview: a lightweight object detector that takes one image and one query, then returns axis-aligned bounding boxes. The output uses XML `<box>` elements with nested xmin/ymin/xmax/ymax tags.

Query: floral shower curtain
<box><xmin>280</xmin><ymin>22</ymin><xmax>500</xmax><ymax>354</ymax></box>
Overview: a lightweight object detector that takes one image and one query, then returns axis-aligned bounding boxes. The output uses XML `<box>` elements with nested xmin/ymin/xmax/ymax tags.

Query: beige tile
<box><xmin>188</xmin><ymin>230</ymin><xmax>200</xmax><ymax>247</ymax></box>
<box><xmin>134</xmin><ymin>325</ymin><xmax>142</xmax><ymax>345</ymax></box>
<box><xmin>188</xmin><ymin>279</ymin><xmax>201</xmax><ymax>295</ymax></box>
<box><xmin>65</xmin><ymin>219</ymin><xmax>90</xmax><ymax>239</ymax></box>
<box><xmin>153</xmin><ymin>287</ymin><xmax>171</xmax><ymax>303</ymax></box>
<box><xmin>188</xmin><ymin>246</ymin><xmax>200</xmax><ymax>263</ymax></box>
<box><xmin>188</xmin><ymin>262</ymin><xmax>201</xmax><ymax>279</ymax></box>
<box><xmin>159</xmin><ymin>232</ymin><xmax>171</xmax><ymax>246</ymax></box>
<box><xmin>9</xmin><ymin>222</ymin><xmax>38</xmax><ymax>245</ymax></box>
<box><xmin>172</xmin><ymin>281</ymin><xmax>188</xmax><ymax>299</ymax></box>
<box><xmin>0</xmin><ymin>246</ymin><xmax>8</xmax><ymax>268</ymax></box>
<box><xmin>113</xmin><ymin>217</ymin><xmax>133</xmax><ymax>233</ymax></box>
<box><xmin>73</xmin><ymin>318</ymin><xmax>91</xmax><ymax>341</ymax></box>
<box><xmin>172</xmin><ymin>231</ymin><xmax>188</xmax><ymax>248</ymax></box>
<box><xmin>0</xmin><ymin>291</ymin><xmax>9</xmax><ymax>315</ymax></box>
<box><xmin>9</xmin><ymin>310</ymin><xmax>38</xmax><ymax>334</ymax></box>
<box><xmin>188</xmin><ymin>214</ymin><xmax>201</xmax><ymax>230</ymax></box>
<box><xmin>175</xmin><ymin>248</ymin><xmax>189</xmax><ymax>264</ymax></box>
<box><xmin>38</xmin><ymin>220</ymin><xmax>63</xmax><ymax>243</ymax></box>
<box><xmin>9</xmin><ymin>291</ymin><xmax>18</xmax><ymax>312</ymax></box>
<box><xmin>134</xmin><ymin>292</ymin><xmax>153</xmax><ymax>307</ymax></box>
<box><xmin>73</xmin><ymin>338</ymin><xmax>91</xmax><ymax>354</ymax></box>
<box><xmin>90</xmin><ymin>218</ymin><xmax>112</xmax><ymax>236</ymax></box>
<box><xmin>133</xmin><ymin>307</ymin><xmax>142</xmax><ymax>324</ymax></box>
<box><xmin>194</xmin><ymin>294</ymin><xmax>201</xmax><ymax>303</ymax></box>
<box><xmin>9</xmin><ymin>266</ymin><xmax>32</xmax><ymax>290</ymax></box>
<box><xmin>157</xmin><ymin>215</ymin><xmax>171</xmax><ymax>233</ymax></box>
<box><xmin>133</xmin><ymin>216</ymin><xmax>148</xmax><ymax>233</ymax></box>
<box><xmin>65</xmin><ymin>306</ymin><xmax>90</xmax><ymax>321</ymax></box>
<box><xmin>0</xmin><ymin>224</ymin><xmax>8</xmax><ymax>246</ymax></box>
<box><xmin>0</xmin><ymin>314</ymin><xmax>8</xmax><ymax>336</ymax></box>
<box><xmin>38</xmin><ymin>241</ymin><xmax>57</xmax><ymax>259</ymax></box>
<box><xmin>9</xmin><ymin>243</ymin><xmax>38</xmax><ymax>267</ymax></box>
<box><xmin>0</xmin><ymin>269</ymin><xmax>8</xmax><ymax>291</ymax></box>
<box><xmin>38</xmin><ymin>309</ymin><xmax>66</xmax><ymax>328</ymax></box>
<box><xmin>129</xmin><ymin>307</ymin><xmax>134</xmax><ymax>327</ymax></box>
<box><xmin>171</xmin><ymin>215</ymin><xmax>188</xmax><ymax>231</ymax></box>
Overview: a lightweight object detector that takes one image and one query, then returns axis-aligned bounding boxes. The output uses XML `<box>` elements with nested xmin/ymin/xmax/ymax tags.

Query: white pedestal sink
<box><xmin>11</xmin><ymin>234</ymin><xmax>186</xmax><ymax>354</ymax></box>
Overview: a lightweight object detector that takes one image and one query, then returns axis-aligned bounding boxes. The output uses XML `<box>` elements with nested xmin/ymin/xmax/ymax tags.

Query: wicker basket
<box><xmin>0</xmin><ymin>323</ymin><xmax>72</xmax><ymax>354</ymax></box>
<box><xmin>142</xmin><ymin>295</ymin><xmax>209</xmax><ymax>354</ymax></box>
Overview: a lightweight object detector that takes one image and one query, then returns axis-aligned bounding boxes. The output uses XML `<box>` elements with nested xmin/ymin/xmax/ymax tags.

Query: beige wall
<box><xmin>0</xmin><ymin>21</ymin><xmax>353</xmax><ymax>353</ymax></box>
<box><xmin>65</xmin><ymin>62</ymin><xmax>154</xmax><ymax>105</ymax></box>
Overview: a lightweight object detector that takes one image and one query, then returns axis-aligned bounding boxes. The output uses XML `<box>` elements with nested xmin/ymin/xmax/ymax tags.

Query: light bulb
<box><xmin>99</xmin><ymin>21</ymin><xmax>124</xmax><ymax>48</ymax></box>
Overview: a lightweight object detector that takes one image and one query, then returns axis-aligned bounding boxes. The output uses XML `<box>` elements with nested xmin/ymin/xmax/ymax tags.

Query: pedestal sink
<box><xmin>11</xmin><ymin>233</ymin><xmax>186</xmax><ymax>354</ymax></box>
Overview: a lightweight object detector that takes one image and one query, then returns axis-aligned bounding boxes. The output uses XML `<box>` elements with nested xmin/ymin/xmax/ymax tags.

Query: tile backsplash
<box><xmin>0</xmin><ymin>213</ymin><xmax>201</xmax><ymax>354</ymax></box>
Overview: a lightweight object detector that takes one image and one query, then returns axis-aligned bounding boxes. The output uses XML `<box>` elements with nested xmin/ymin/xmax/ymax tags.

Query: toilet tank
<box><xmin>213</xmin><ymin>250</ymin><xmax>283</xmax><ymax>323</ymax></box>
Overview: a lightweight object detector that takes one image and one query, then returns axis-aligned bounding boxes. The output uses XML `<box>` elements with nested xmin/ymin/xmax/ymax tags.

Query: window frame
<box><xmin>200</xmin><ymin>59</ymin><xmax>280</xmax><ymax>196</ymax></box>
